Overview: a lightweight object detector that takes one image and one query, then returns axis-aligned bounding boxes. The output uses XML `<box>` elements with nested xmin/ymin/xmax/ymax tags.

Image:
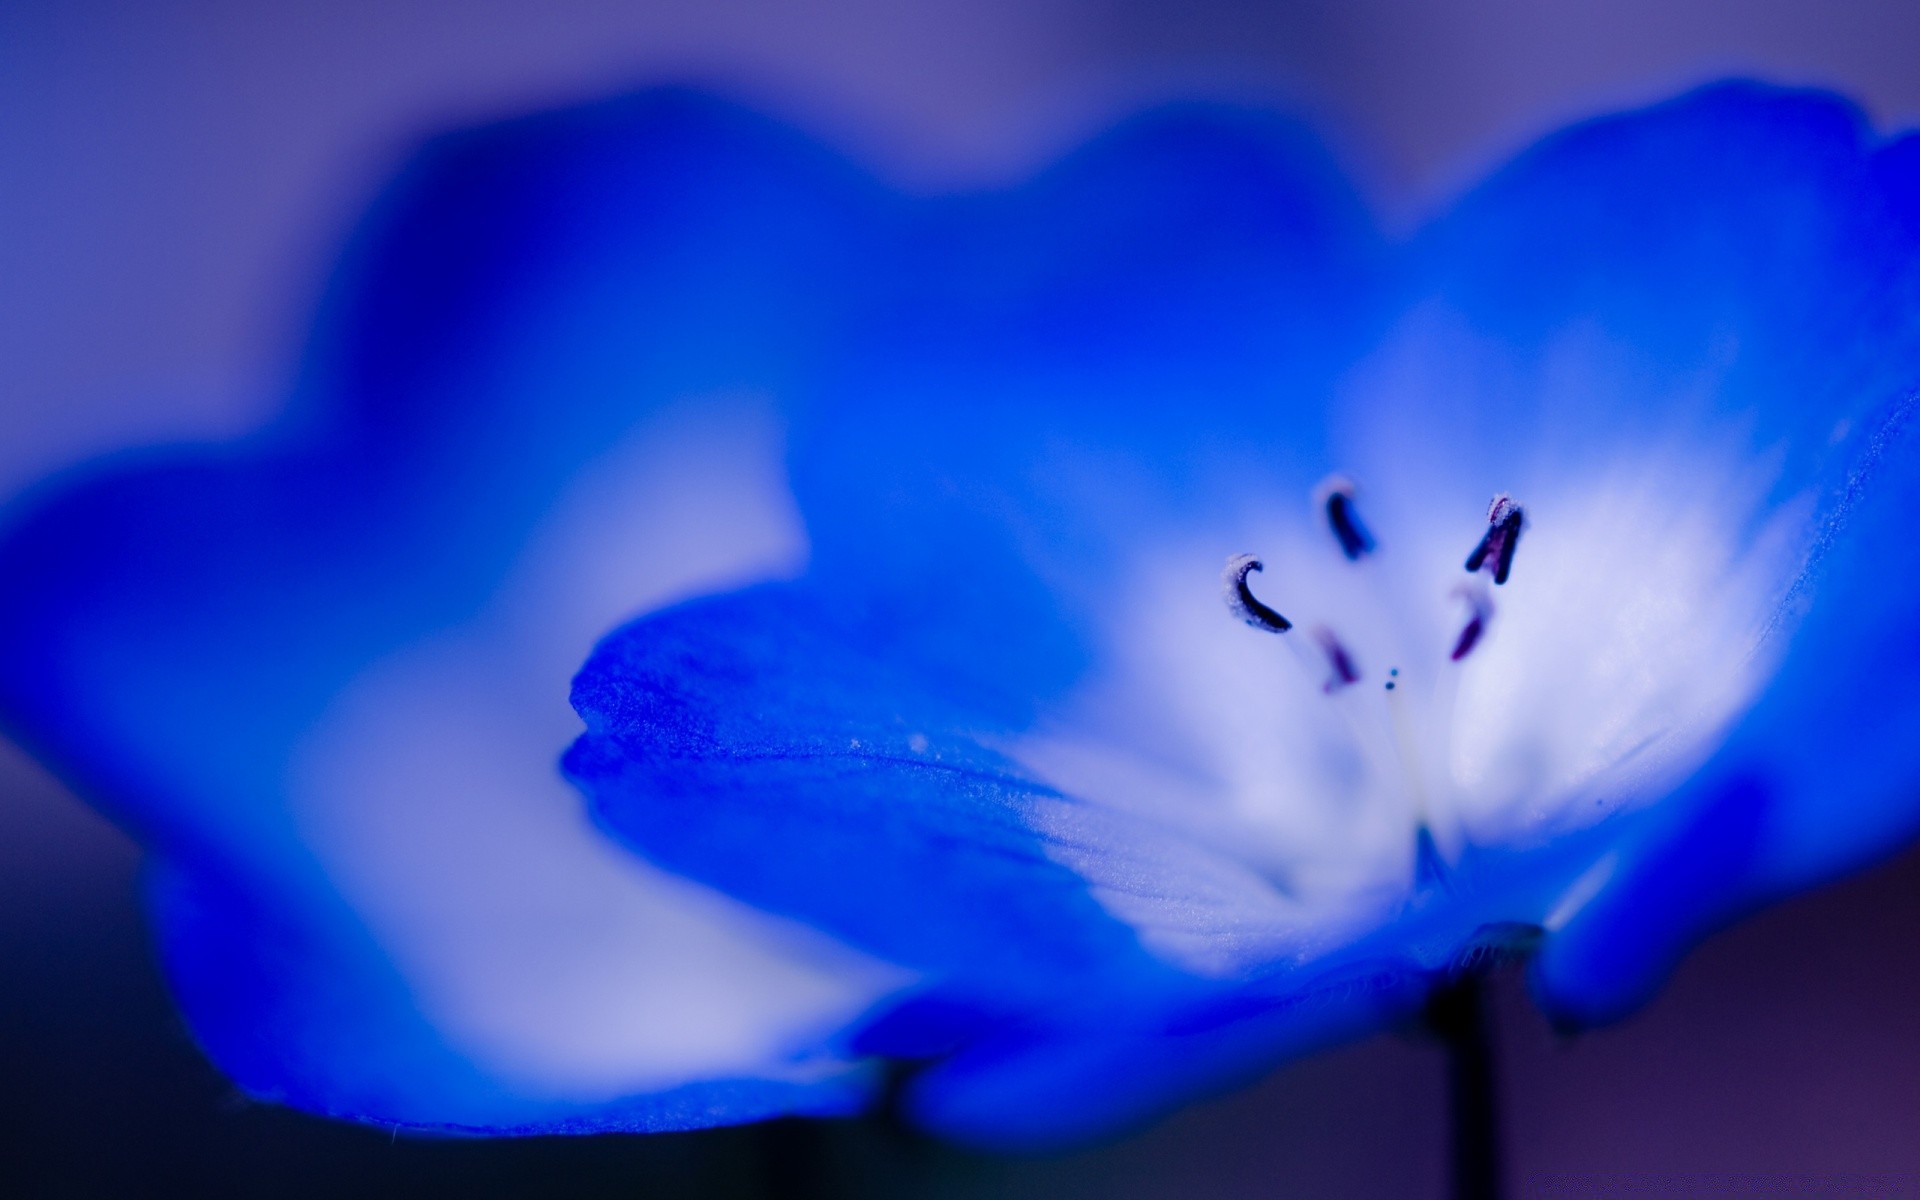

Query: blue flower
<box><xmin>5</xmin><ymin>79</ymin><xmax>1920</xmax><ymax>1152</ymax></box>
<box><xmin>564</xmin><ymin>82</ymin><xmax>1920</xmax><ymax>1146</ymax></box>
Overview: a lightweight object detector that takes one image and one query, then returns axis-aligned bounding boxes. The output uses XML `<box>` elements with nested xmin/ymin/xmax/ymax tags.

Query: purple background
<box><xmin>6</xmin><ymin>2</ymin><xmax>1920</xmax><ymax>1194</ymax></box>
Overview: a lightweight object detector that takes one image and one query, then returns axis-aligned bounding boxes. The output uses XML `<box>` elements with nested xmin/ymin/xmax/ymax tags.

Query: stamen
<box><xmin>1222</xmin><ymin>553</ymin><xmax>1292</xmax><ymax>633</ymax></box>
<box><xmin>1383</xmin><ymin>666</ymin><xmax>1441</xmax><ymax>880</ymax></box>
<box><xmin>1450</xmin><ymin>586</ymin><xmax>1494</xmax><ymax>662</ymax></box>
<box><xmin>1451</xmin><ymin>614</ymin><xmax>1486</xmax><ymax>662</ymax></box>
<box><xmin>1464</xmin><ymin>494</ymin><xmax>1525</xmax><ymax>585</ymax></box>
<box><xmin>1316</xmin><ymin>475</ymin><xmax>1376</xmax><ymax>560</ymax></box>
<box><xmin>1312</xmin><ymin>626</ymin><xmax>1361</xmax><ymax>692</ymax></box>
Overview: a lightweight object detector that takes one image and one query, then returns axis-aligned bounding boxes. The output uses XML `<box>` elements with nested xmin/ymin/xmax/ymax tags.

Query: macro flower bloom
<box><xmin>4</xmin><ymin>80</ymin><xmax>1920</xmax><ymax>1151</ymax></box>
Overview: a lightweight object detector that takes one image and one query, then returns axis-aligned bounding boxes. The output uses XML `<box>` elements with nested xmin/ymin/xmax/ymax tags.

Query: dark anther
<box><xmin>1320</xmin><ymin>477</ymin><xmax>1376</xmax><ymax>561</ymax></box>
<box><xmin>1223</xmin><ymin>553</ymin><xmax>1292</xmax><ymax>633</ymax></box>
<box><xmin>1451</xmin><ymin>613</ymin><xmax>1486</xmax><ymax>662</ymax></box>
<box><xmin>1464</xmin><ymin>494</ymin><xmax>1525</xmax><ymax>585</ymax></box>
<box><xmin>1313</xmin><ymin>627</ymin><xmax>1361</xmax><ymax>692</ymax></box>
<box><xmin>1450</xmin><ymin>587</ymin><xmax>1493</xmax><ymax>662</ymax></box>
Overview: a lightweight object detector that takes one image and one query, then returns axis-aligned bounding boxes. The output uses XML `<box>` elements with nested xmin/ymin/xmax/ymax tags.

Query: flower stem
<box><xmin>757</xmin><ymin>1117</ymin><xmax>831</xmax><ymax>1200</ymax></box>
<box><xmin>1426</xmin><ymin>973</ymin><xmax>1505</xmax><ymax>1200</ymax></box>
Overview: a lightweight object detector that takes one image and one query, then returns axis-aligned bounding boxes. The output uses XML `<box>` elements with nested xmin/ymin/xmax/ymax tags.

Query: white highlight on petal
<box><xmin>1013</xmin><ymin>522</ymin><xmax>1420</xmax><ymax>978</ymax></box>
<box><xmin>1544</xmin><ymin>852</ymin><xmax>1618</xmax><ymax>933</ymax></box>
<box><xmin>1025</xmin><ymin>792</ymin><xmax>1329</xmax><ymax>981</ymax></box>
<box><xmin>1445</xmin><ymin>458</ymin><xmax>1805</xmax><ymax>844</ymax></box>
<box><xmin>289</xmin><ymin>395</ymin><xmax>911</xmax><ymax>1102</ymax></box>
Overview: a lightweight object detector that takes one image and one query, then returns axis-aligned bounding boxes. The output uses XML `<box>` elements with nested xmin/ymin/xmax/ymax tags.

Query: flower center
<box><xmin>1225</xmin><ymin>480</ymin><xmax>1525</xmax><ymax>673</ymax></box>
<box><xmin>1220</xmin><ymin>478</ymin><xmax>1530</xmax><ymax>886</ymax></box>
<box><xmin>1011</xmin><ymin>449</ymin><xmax>1805</xmax><ymax>974</ymax></box>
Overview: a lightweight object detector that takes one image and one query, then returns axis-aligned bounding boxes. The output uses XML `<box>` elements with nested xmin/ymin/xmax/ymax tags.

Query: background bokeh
<box><xmin>6</xmin><ymin>1</ymin><xmax>1920</xmax><ymax>1195</ymax></box>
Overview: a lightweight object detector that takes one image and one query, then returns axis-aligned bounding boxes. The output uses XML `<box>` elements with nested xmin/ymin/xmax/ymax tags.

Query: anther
<box><xmin>1451</xmin><ymin>613</ymin><xmax>1486</xmax><ymax>662</ymax></box>
<box><xmin>1316</xmin><ymin>475</ymin><xmax>1375</xmax><ymax>561</ymax></box>
<box><xmin>1222</xmin><ymin>553</ymin><xmax>1292</xmax><ymax>633</ymax></box>
<box><xmin>1450</xmin><ymin>586</ymin><xmax>1493</xmax><ymax>662</ymax></box>
<box><xmin>1312</xmin><ymin>627</ymin><xmax>1361</xmax><ymax>692</ymax></box>
<box><xmin>1464</xmin><ymin>493</ymin><xmax>1525</xmax><ymax>585</ymax></box>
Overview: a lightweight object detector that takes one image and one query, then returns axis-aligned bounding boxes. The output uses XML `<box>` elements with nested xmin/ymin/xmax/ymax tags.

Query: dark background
<box><xmin>7</xmin><ymin>2</ymin><xmax>1920</xmax><ymax>1195</ymax></box>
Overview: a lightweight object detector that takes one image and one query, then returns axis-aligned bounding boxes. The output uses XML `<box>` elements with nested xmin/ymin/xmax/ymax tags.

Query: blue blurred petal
<box><xmin>1342</xmin><ymin>83</ymin><xmax>1920</xmax><ymax>518</ymax></box>
<box><xmin>0</xmin><ymin>89</ymin><xmax>909</xmax><ymax>1131</ymax></box>
<box><xmin>792</xmin><ymin>103</ymin><xmax>1382</xmax><ymax>698</ymax></box>
<box><xmin>903</xmin><ymin>963</ymin><xmax>1422</xmax><ymax>1148</ymax></box>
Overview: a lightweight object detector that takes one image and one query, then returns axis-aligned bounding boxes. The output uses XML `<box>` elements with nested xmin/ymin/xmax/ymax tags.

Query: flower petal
<box><xmin>791</xmin><ymin>103</ymin><xmax>1382</xmax><ymax>660</ymax></box>
<box><xmin>1535</xmin><ymin>392</ymin><xmax>1920</xmax><ymax>1024</ymax></box>
<box><xmin>0</xmin><ymin>89</ymin><xmax>907</xmax><ymax>1130</ymax></box>
<box><xmin>567</xmin><ymin>581</ymin><xmax>1326</xmax><ymax>1053</ymax></box>
<box><xmin>1343</xmin><ymin>82</ymin><xmax>1920</xmax><ymax>497</ymax></box>
<box><xmin>901</xmin><ymin>965</ymin><xmax>1421</xmax><ymax>1149</ymax></box>
<box><xmin>1324</xmin><ymin>81</ymin><xmax>1920</xmax><ymax>1026</ymax></box>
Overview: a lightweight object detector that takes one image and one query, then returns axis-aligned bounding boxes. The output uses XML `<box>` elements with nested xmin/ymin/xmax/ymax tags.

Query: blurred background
<box><xmin>6</xmin><ymin>1</ymin><xmax>1920</xmax><ymax>1195</ymax></box>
